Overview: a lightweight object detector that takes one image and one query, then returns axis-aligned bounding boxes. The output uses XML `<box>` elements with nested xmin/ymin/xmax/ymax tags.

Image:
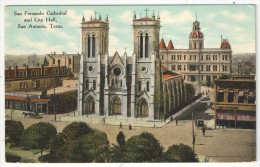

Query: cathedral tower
<box><xmin>131</xmin><ymin>10</ymin><xmax>162</xmax><ymax>120</ymax></box>
<box><xmin>78</xmin><ymin>13</ymin><xmax>109</xmax><ymax>116</ymax></box>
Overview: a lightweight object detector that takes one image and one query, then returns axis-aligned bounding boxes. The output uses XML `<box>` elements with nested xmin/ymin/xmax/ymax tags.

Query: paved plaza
<box><xmin>5</xmin><ymin>105</ymin><xmax>256</xmax><ymax>162</ymax></box>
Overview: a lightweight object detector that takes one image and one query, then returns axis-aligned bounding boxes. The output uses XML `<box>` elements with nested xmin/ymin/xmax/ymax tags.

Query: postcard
<box><xmin>1</xmin><ymin>1</ymin><xmax>258</xmax><ymax>166</ymax></box>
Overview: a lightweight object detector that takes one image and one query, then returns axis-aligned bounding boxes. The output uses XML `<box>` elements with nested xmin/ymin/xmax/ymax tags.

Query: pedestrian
<box><xmin>202</xmin><ymin>126</ymin><xmax>206</xmax><ymax>136</ymax></box>
<box><xmin>129</xmin><ymin>124</ymin><xmax>132</xmax><ymax>130</ymax></box>
<box><xmin>176</xmin><ymin>118</ymin><xmax>178</xmax><ymax>126</ymax></box>
<box><xmin>119</xmin><ymin>122</ymin><xmax>123</xmax><ymax>129</ymax></box>
<box><xmin>170</xmin><ymin>116</ymin><xmax>173</xmax><ymax>122</ymax></box>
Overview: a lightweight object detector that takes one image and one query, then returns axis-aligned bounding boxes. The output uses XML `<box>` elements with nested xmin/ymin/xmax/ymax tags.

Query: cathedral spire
<box><xmin>105</xmin><ymin>14</ymin><xmax>109</xmax><ymax>22</ymax></box>
<box><xmin>133</xmin><ymin>11</ymin><xmax>136</xmax><ymax>20</ymax></box>
<box><xmin>157</xmin><ymin>12</ymin><xmax>160</xmax><ymax>20</ymax></box>
<box><xmin>99</xmin><ymin>13</ymin><xmax>102</xmax><ymax>20</ymax></box>
<box><xmin>82</xmin><ymin>15</ymin><xmax>85</xmax><ymax>22</ymax></box>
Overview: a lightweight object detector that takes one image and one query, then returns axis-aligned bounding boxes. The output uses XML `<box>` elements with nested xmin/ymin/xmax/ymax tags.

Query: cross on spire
<box><xmin>94</xmin><ymin>11</ymin><xmax>98</xmax><ymax>19</ymax></box>
<box><xmin>144</xmin><ymin>8</ymin><xmax>149</xmax><ymax>17</ymax></box>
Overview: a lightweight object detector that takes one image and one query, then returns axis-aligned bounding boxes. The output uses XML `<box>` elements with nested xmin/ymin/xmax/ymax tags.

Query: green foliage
<box><xmin>6</xmin><ymin>152</ymin><xmax>21</xmax><ymax>162</ymax></box>
<box><xmin>21</xmin><ymin>122</ymin><xmax>57</xmax><ymax>157</ymax></box>
<box><xmin>49</xmin><ymin>122</ymin><xmax>109</xmax><ymax>162</ymax></box>
<box><xmin>62</xmin><ymin>121</ymin><xmax>91</xmax><ymax>141</ymax></box>
<box><xmin>110</xmin><ymin>132</ymin><xmax>163</xmax><ymax>162</ymax></box>
<box><xmin>116</xmin><ymin>131</ymin><xmax>126</xmax><ymax>146</ymax></box>
<box><xmin>159</xmin><ymin>144</ymin><xmax>199</xmax><ymax>162</ymax></box>
<box><xmin>185</xmin><ymin>83</ymin><xmax>195</xmax><ymax>100</ymax></box>
<box><xmin>5</xmin><ymin>120</ymin><xmax>25</xmax><ymax>146</ymax></box>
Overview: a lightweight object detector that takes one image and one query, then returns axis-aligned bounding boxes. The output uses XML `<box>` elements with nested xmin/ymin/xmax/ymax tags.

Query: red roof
<box><xmin>5</xmin><ymin>95</ymin><xmax>50</xmax><ymax>103</ymax></box>
<box><xmin>220</xmin><ymin>40</ymin><xmax>231</xmax><ymax>49</ymax></box>
<box><xmin>136</xmin><ymin>17</ymin><xmax>153</xmax><ymax>21</ymax></box>
<box><xmin>189</xmin><ymin>31</ymin><xmax>203</xmax><ymax>38</ymax></box>
<box><xmin>168</xmin><ymin>40</ymin><xmax>174</xmax><ymax>49</ymax></box>
<box><xmin>159</xmin><ymin>38</ymin><xmax>167</xmax><ymax>49</ymax></box>
<box><xmin>161</xmin><ymin>65</ymin><xmax>180</xmax><ymax>80</ymax></box>
<box><xmin>85</xmin><ymin>19</ymin><xmax>102</xmax><ymax>24</ymax></box>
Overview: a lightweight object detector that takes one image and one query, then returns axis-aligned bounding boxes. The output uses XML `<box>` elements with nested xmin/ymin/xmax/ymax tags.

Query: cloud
<box><xmin>119</xmin><ymin>11</ymin><xmax>132</xmax><ymax>23</ymax></box>
<box><xmin>160</xmin><ymin>10</ymin><xmax>194</xmax><ymax>25</ymax></box>
<box><xmin>110</xmin><ymin>23</ymin><xmax>129</xmax><ymax>33</ymax></box>
<box><xmin>216</xmin><ymin>23</ymin><xmax>228</xmax><ymax>29</ymax></box>
<box><xmin>6</xmin><ymin>35</ymin><xmax>65</xmax><ymax>55</ymax></box>
<box><xmin>208</xmin><ymin>13</ymin><xmax>216</xmax><ymax>19</ymax></box>
<box><xmin>222</xmin><ymin>10</ymin><xmax>247</xmax><ymax>21</ymax></box>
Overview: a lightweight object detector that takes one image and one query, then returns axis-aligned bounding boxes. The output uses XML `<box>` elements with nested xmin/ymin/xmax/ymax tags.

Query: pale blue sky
<box><xmin>5</xmin><ymin>5</ymin><xmax>256</xmax><ymax>56</ymax></box>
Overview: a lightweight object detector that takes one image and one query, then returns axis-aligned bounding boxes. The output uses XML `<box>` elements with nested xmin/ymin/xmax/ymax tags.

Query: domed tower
<box><xmin>189</xmin><ymin>19</ymin><xmax>204</xmax><ymax>49</ymax></box>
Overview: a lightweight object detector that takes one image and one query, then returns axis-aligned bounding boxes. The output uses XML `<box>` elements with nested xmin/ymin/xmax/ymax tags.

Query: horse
<box><xmin>22</xmin><ymin>112</ymin><xmax>31</xmax><ymax>118</ymax></box>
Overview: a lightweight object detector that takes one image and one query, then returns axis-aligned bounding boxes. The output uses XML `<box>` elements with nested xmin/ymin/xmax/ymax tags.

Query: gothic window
<box><xmin>228</xmin><ymin>90</ymin><xmax>234</xmax><ymax>103</ymax></box>
<box><xmin>248</xmin><ymin>90</ymin><xmax>255</xmax><ymax>104</ymax></box>
<box><xmin>112</xmin><ymin>98</ymin><xmax>121</xmax><ymax>115</ymax></box>
<box><xmin>146</xmin><ymin>81</ymin><xmax>149</xmax><ymax>92</ymax></box>
<box><xmin>238</xmin><ymin>90</ymin><xmax>245</xmax><ymax>103</ymax></box>
<box><xmin>140</xmin><ymin>33</ymin><xmax>143</xmax><ymax>58</ymax></box>
<box><xmin>138</xmin><ymin>81</ymin><xmax>141</xmax><ymax>92</ymax></box>
<box><xmin>86</xmin><ymin>96</ymin><xmax>95</xmax><ymax>114</ymax></box>
<box><xmin>92</xmin><ymin>34</ymin><xmax>95</xmax><ymax>57</ymax></box>
<box><xmin>86</xmin><ymin>80</ymin><xmax>89</xmax><ymax>89</ymax></box>
<box><xmin>217</xmin><ymin>89</ymin><xmax>224</xmax><ymax>102</ymax></box>
<box><xmin>139</xmin><ymin>99</ymin><xmax>148</xmax><ymax>117</ymax></box>
<box><xmin>93</xmin><ymin>80</ymin><xmax>96</xmax><ymax>90</ymax></box>
<box><xmin>145</xmin><ymin>33</ymin><xmax>149</xmax><ymax>58</ymax></box>
<box><xmin>87</xmin><ymin>35</ymin><xmax>91</xmax><ymax>58</ymax></box>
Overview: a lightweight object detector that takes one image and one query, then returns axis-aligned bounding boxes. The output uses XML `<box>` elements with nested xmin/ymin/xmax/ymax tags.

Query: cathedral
<box><xmin>78</xmin><ymin>11</ymin><xmax>186</xmax><ymax>120</ymax></box>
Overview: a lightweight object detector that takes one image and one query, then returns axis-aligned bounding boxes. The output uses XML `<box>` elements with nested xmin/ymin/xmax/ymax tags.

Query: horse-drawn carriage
<box><xmin>22</xmin><ymin>112</ymin><xmax>42</xmax><ymax>119</ymax></box>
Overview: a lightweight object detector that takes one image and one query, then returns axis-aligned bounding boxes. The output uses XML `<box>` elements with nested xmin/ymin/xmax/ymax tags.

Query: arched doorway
<box><xmin>139</xmin><ymin>99</ymin><xmax>148</xmax><ymax>117</ymax></box>
<box><xmin>112</xmin><ymin>98</ymin><xmax>121</xmax><ymax>115</ymax></box>
<box><xmin>86</xmin><ymin>96</ymin><xmax>95</xmax><ymax>114</ymax></box>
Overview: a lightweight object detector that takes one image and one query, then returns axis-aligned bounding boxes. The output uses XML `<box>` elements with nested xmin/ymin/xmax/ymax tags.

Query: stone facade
<box><xmin>78</xmin><ymin>12</ymin><xmax>186</xmax><ymax>120</ymax></box>
<box><xmin>160</xmin><ymin>19</ymin><xmax>232</xmax><ymax>87</ymax></box>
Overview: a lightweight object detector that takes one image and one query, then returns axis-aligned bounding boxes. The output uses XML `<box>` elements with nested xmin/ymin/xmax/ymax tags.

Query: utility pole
<box><xmin>53</xmin><ymin>78</ymin><xmax>56</xmax><ymax>121</ymax></box>
<box><xmin>192</xmin><ymin>111</ymin><xmax>195</xmax><ymax>151</ymax></box>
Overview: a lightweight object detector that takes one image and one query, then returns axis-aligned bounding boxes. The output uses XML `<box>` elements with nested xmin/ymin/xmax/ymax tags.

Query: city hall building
<box><xmin>160</xmin><ymin>19</ymin><xmax>232</xmax><ymax>87</ymax></box>
<box><xmin>78</xmin><ymin>12</ymin><xmax>186</xmax><ymax>120</ymax></box>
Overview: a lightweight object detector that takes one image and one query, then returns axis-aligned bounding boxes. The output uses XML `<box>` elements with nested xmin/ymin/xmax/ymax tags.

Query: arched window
<box><xmin>140</xmin><ymin>33</ymin><xmax>143</xmax><ymax>58</ymax></box>
<box><xmin>86</xmin><ymin>96</ymin><xmax>95</xmax><ymax>114</ymax></box>
<box><xmin>248</xmin><ymin>91</ymin><xmax>255</xmax><ymax>104</ymax></box>
<box><xmin>138</xmin><ymin>81</ymin><xmax>141</xmax><ymax>92</ymax></box>
<box><xmin>217</xmin><ymin>89</ymin><xmax>224</xmax><ymax>102</ymax></box>
<box><xmin>92</xmin><ymin>34</ymin><xmax>95</xmax><ymax>57</ymax></box>
<box><xmin>112</xmin><ymin>98</ymin><xmax>121</xmax><ymax>115</ymax></box>
<box><xmin>93</xmin><ymin>80</ymin><xmax>96</xmax><ymax>90</ymax></box>
<box><xmin>238</xmin><ymin>90</ymin><xmax>245</xmax><ymax>103</ymax></box>
<box><xmin>86</xmin><ymin>79</ymin><xmax>89</xmax><ymax>90</ymax></box>
<box><xmin>228</xmin><ymin>89</ymin><xmax>234</xmax><ymax>103</ymax></box>
<box><xmin>87</xmin><ymin>35</ymin><xmax>91</xmax><ymax>58</ymax></box>
<box><xmin>139</xmin><ymin>99</ymin><xmax>148</xmax><ymax>117</ymax></box>
<box><xmin>146</xmin><ymin>81</ymin><xmax>149</xmax><ymax>92</ymax></box>
<box><xmin>120</xmin><ymin>80</ymin><xmax>122</xmax><ymax>87</ymax></box>
<box><xmin>145</xmin><ymin>33</ymin><xmax>149</xmax><ymax>58</ymax></box>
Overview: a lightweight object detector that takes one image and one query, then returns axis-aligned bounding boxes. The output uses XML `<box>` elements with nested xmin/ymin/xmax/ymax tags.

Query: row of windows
<box><xmin>171</xmin><ymin>65</ymin><xmax>228</xmax><ymax>72</ymax></box>
<box><xmin>138</xmin><ymin>81</ymin><xmax>149</xmax><ymax>92</ymax></box>
<box><xmin>161</xmin><ymin>54</ymin><xmax>229</xmax><ymax>61</ymax></box>
<box><xmin>217</xmin><ymin>90</ymin><xmax>255</xmax><ymax>104</ymax></box>
<box><xmin>139</xmin><ymin>33</ymin><xmax>149</xmax><ymax>58</ymax></box>
<box><xmin>52</xmin><ymin>58</ymin><xmax>72</xmax><ymax>65</ymax></box>
<box><xmin>19</xmin><ymin>80</ymin><xmax>49</xmax><ymax>90</ymax></box>
<box><xmin>86</xmin><ymin>80</ymin><xmax>96</xmax><ymax>90</ymax></box>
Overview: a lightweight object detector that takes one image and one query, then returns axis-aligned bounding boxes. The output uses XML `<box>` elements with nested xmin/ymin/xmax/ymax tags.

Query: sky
<box><xmin>4</xmin><ymin>5</ymin><xmax>256</xmax><ymax>56</ymax></box>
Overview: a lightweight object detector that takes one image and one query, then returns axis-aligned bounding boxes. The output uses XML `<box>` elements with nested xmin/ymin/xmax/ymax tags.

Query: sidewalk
<box><xmin>58</xmin><ymin>96</ymin><xmax>205</xmax><ymax>128</ymax></box>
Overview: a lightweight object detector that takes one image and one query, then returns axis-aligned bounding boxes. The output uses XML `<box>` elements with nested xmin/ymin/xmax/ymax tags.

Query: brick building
<box><xmin>214</xmin><ymin>76</ymin><xmax>256</xmax><ymax>128</ymax></box>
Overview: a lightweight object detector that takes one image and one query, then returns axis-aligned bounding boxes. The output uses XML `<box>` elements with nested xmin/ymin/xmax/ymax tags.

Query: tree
<box><xmin>5</xmin><ymin>120</ymin><xmax>25</xmax><ymax>147</ymax></box>
<box><xmin>116</xmin><ymin>131</ymin><xmax>126</xmax><ymax>146</ymax></box>
<box><xmin>49</xmin><ymin>124</ymin><xmax>109</xmax><ymax>162</ymax></box>
<box><xmin>21</xmin><ymin>122</ymin><xmax>57</xmax><ymax>157</ymax></box>
<box><xmin>185</xmin><ymin>83</ymin><xmax>195</xmax><ymax>101</ymax></box>
<box><xmin>111</xmin><ymin>132</ymin><xmax>163</xmax><ymax>162</ymax></box>
<box><xmin>159</xmin><ymin>144</ymin><xmax>199</xmax><ymax>162</ymax></box>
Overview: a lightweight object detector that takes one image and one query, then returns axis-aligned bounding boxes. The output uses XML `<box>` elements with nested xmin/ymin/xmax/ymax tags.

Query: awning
<box><xmin>5</xmin><ymin>95</ymin><xmax>50</xmax><ymax>103</ymax></box>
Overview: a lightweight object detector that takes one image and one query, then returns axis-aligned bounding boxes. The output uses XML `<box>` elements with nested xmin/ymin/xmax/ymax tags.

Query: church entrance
<box><xmin>139</xmin><ymin>99</ymin><xmax>148</xmax><ymax>117</ymax></box>
<box><xmin>112</xmin><ymin>98</ymin><xmax>121</xmax><ymax>115</ymax></box>
<box><xmin>86</xmin><ymin>96</ymin><xmax>95</xmax><ymax>114</ymax></box>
